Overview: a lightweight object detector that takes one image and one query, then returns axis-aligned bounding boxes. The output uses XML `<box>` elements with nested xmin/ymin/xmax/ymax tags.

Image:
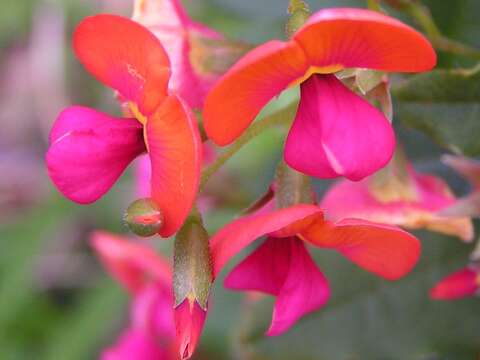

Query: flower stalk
<box><xmin>199</xmin><ymin>102</ymin><xmax>298</xmax><ymax>191</ymax></box>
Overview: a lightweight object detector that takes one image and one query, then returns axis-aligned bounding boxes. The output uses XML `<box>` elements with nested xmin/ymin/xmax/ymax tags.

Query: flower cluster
<box><xmin>44</xmin><ymin>0</ymin><xmax>477</xmax><ymax>359</ymax></box>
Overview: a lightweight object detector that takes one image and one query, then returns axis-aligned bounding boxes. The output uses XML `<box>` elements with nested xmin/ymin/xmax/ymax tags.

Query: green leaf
<box><xmin>238</xmin><ymin>231</ymin><xmax>480</xmax><ymax>359</ymax></box>
<box><xmin>42</xmin><ymin>281</ymin><xmax>126</xmax><ymax>360</ymax></box>
<box><xmin>393</xmin><ymin>64</ymin><xmax>480</xmax><ymax>155</ymax></box>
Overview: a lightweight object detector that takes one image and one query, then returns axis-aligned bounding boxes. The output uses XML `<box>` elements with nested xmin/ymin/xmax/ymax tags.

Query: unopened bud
<box><xmin>123</xmin><ymin>198</ymin><xmax>163</xmax><ymax>237</ymax></box>
<box><xmin>173</xmin><ymin>214</ymin><xmax>212</xmax><ymax>359</ymax></box>
<box><xmin>173</xmin><ymin>215</ymin><xmax>212</xmax><ymax>309</ymax></box>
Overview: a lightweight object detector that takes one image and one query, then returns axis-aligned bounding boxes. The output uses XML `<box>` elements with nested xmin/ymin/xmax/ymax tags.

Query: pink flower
<box><xmin>440</xmin><ymin>155</ymin><xmax>480</xmax><ymax>218</ymax></box>
<box><xmin>210</xmin><ymin>195</ymin><xmax>421</xmax><ymax>335</ymax></box>
<box><xmin>132</xmin><ymin>0</ymin><xmax>235</xmax><ymax>108</ymax></box>
<box><xmin>320</xmin><ymin>155</ymin><xmax>474</xmax><ymax>241</ymax></box>
<box><xmin>46</xmin><ymin>15</ymin><xmax>202</xmax><ymax>237</ymax></box>
<box><xmin>204</xmin><ymin>8</ymin><xmax>436</xmax><ymax>181</ymax></box>
<box><xmin>91</xmin><ymin>231</ymin><xmax>205</xmax><ymax>359</ymax></box>
<box><xmin>430</xmin><ymin>266</ymin><xmax>480</xmax><ymax>300</ymax></box>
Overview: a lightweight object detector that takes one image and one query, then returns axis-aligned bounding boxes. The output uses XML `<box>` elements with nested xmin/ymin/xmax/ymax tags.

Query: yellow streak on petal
<box><xmin>288</xmin><ymin>64</ymin><xmax>343</xmax><ymax>88</ymax></box>
<box><xmin>129</xmin><ymin>102</ymin><xmax>148</xmax><ymax>126</ymax></box>
<box><xmin>128</xmin><ymin>102</ymin><xmax>149</xmax><ymax>151</ymax></box>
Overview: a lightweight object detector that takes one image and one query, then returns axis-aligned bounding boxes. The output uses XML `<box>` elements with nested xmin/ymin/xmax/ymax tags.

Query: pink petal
<box><xmin>439</xmin><ymin>193</ymin><xmax>480</xmax><ymax>218</ymax></box>
<box><xmin>174</xmin><ymin>300</ymin><xmax>207</xmax><ymax>360</ymax></box>
<box><xmin>210</xmin><ymin>204</ymin><xmax>322</xmax><ymax>277</ymax></box>
<box><xmin>131</xmin><ymin>284</ymin><xmax>175</xmax><ymax>339</ymax></box>
<box><xmin>90</xmin><ymin>231</ymin><xmax>171</xmax><ymax>294</ymax></box>
<box><xmin>442</xmin><ymin>155</ymin><xmax>480</xmax><ymax>190</ymax></box>
<box><xmin>133</xmin><ymin>0</ymin><xmax>222</xmax><ymax>108</ymax></box>
<box><xmin>46</xmin><ymin>106</ymin><xmax>145</xmax><ymax>204</ymax></box>
<box><xmin>285</xmin><ymin>74</ymin><xmax>395</xmax><ymax>181</ymax></box>
<box><xmin>294</xmin><ymin>8</ymin><xmax>436</xmax><ymax>72</ymax></box>
<box><xmin>225</xmin><ymin>237</ymin><xmax>330</xmax><ymax>336</ymax></box>
<box><xmin>101</xmin><ymin>329</ymin><xmax>168</xmax><ymax>360</ymax></box>
<box><xmin>430</xmin><ymin>267</ymin><xmax>479</xmax><ymax>300</ymax></box>
<box><xmin>321</xmin><ymin>170</ymin><xmax>474</xmax><ymax>241</ymax></box>
<box><xmin>301</xmin><ymin>218</ymin><xmax>421</xmax><ymax>280</ymax></box>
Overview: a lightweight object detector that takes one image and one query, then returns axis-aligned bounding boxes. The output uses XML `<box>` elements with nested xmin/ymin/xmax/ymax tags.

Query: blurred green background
<box><xmin>1</xmin><ymin>0</ymin><xmax>480</xmax><ymax>359</ymax></box>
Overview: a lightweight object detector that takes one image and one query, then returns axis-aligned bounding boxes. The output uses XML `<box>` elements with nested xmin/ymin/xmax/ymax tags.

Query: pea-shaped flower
<box><xmin>203</xmin><ymin>8</ymin><xmax>436</xmax><ymax>181</ymax></box>
<box><xmin>46</xmin><ymin>15</ymin><xmax>202</xmax><ymax>237</ymax></box>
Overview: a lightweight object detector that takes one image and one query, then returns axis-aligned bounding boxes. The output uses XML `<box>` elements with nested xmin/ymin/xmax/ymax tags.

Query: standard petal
<box><xmin>73</xmin><ymin>14</ymin><xmax>170</xmax><ymax>115</ymax></box>
<box><xmin>174</xmin><ymin>300</ymin><xmax>207</xmax><ymax>360</ymax></box>
<box><xmin>430</xmin><ymin>267</ymin><xmax>479</xmax><ymax>300</ymax></box>
<box><xmin>203</xmin><ymin>40</ymin><xmax>308</xmax><ymax>146</ymax></box>
<box><xmin>294</xmin><ymin>8</ymin><xmax>436</xmax><ymax>72</ymax></box>
<box><xmin>46</xmin><ymin>106</ymin><xmax>145</xmax><ymax>204</ymax></box>
<box><xmin>90</xmin><ymin>231</ymin><xmax>172</xmax><ymax>294</ymax></box>
<box><xmin>134</xmin><ymin>154</ymin><xmax>151</xmax><ymax>198</ymax></box>
<box><xmin>210</xmin><ymin>204</ymin><xmax>322</xmax><ymax>277</ymax></box>
<box><xmin>225</xmin><ymin>237</ymin><xmax>330</xmax><ymax>336</ymax></box>
<box><xmin>224</xmin><ymin>237</ymin><xmax>292</xmax><ymax>296</ymax></box>
<box><xmin>285</xmin><ymin>74</ymin><xmax>395</xmax><ymax>181</ymax></box>
<box><xmin>146</xmin><ymin>95</ymin><xmax>202</xmax><ymax>237</ymax></box>
<box><xmin>301</xmin><ymin>218</ymin><xmax>421</xmax><ymax>280</ymax></box>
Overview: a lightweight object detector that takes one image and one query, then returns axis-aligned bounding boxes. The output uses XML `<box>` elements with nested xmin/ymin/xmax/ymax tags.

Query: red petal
<box><xmin>301</xmin><ymin>218</ymin><xmax>421</xmax><ymax>280</ymax></box>
<box><xmin>294</xmin><ymin>8</ymin><xmax>436</xmax><ymax>72</ymax></box>
<box><xmin>210</xmin><ymin>205</ymin><xmax>322</xmax><ymax>277</ymax></box>
<box><xmin>225</xmin><ymin>237</ymin><xmax>330</xmax><ymax>336</ymax></box>
<box><xmin>46</xmin><ymin>106</ymin><xmax>145</xmax><ymax>204</ymax></box>
<box><xmin>146</xmin><ymin>95</ymin><xmax>202</xmax><ymax>237</ymax></box>
<box><xmin>285</xmin><ymin>74</ymin><xmax>395</xmax><ymax>181</ymax></box>
<box><xmin>430</xmin><ymin>267</ymin><xmax>479</xmax><ymax>300</ymax></box>
<box><xmin>203</xmin><ymin>40</ymin><xmax>308</xmax><ymax>146</ymax></box>
<box><xmin>73</xmin><ymin>14</ymin><xmax>170</xmax><ymax>115</ymax></box>
<box><xmin>174</xmin><ymin>300</ymin><xmax>207</xmax><ymax>360</ymax></box>
<box><xmin>90</xmin><ymin>231</ymin><xmax>172</xmax><ymax>293</ymax></box>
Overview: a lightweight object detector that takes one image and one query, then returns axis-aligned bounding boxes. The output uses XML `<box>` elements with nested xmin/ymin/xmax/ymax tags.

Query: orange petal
<box><xmin>73</xmin><ymin>14</ymin><xmax>170</xmax><ymax>115</ymax></box>
<box><xmin>301</xmin><ymin>218</ymin><xmax>421</xmax><ymax>280</ymax></box>
<box><xmin>146</xmin><ymin>95</ymin><xmax>202</xmax><ymax>237</ymax></box>
<box><xmin>203</xmin><ymin>40</ymin><xmax>308</xmax><ymax>145</ymax></box>
<box><xmin>294</xmin><ymin>8</ymin><xmax>436</xmax><ymax>72</ymax></box>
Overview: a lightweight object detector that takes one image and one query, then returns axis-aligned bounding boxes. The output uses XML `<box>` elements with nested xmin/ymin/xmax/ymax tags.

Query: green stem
<box><xmin>199</xmin><ymin>102</ymin><xmax>298</xmax><ymax>191</ymax></box>
<box><xmin>384</xmin><ymin>0</ymin><xmax>480</xmax><ymax>60</ymax></box>
<box><xmin>288</xmin><ymin>0</ymin><xmax>309</xmax><ymax>13</ymax></box>
<box><xmin>367</xmin><ymin>0</ymin><xmax>382</xmax><ymax>11</ymax></box>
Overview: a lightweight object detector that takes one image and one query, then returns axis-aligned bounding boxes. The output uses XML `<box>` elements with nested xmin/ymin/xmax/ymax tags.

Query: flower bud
<box><xmin>123</xmin><ymin>198</ymin><xmax>163</xmax><ymax>237</ymax></box>
<box><xmin>173</xmin><ymin>214</ymin><xmax>212</xmax><ymax>359</ymax></box>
